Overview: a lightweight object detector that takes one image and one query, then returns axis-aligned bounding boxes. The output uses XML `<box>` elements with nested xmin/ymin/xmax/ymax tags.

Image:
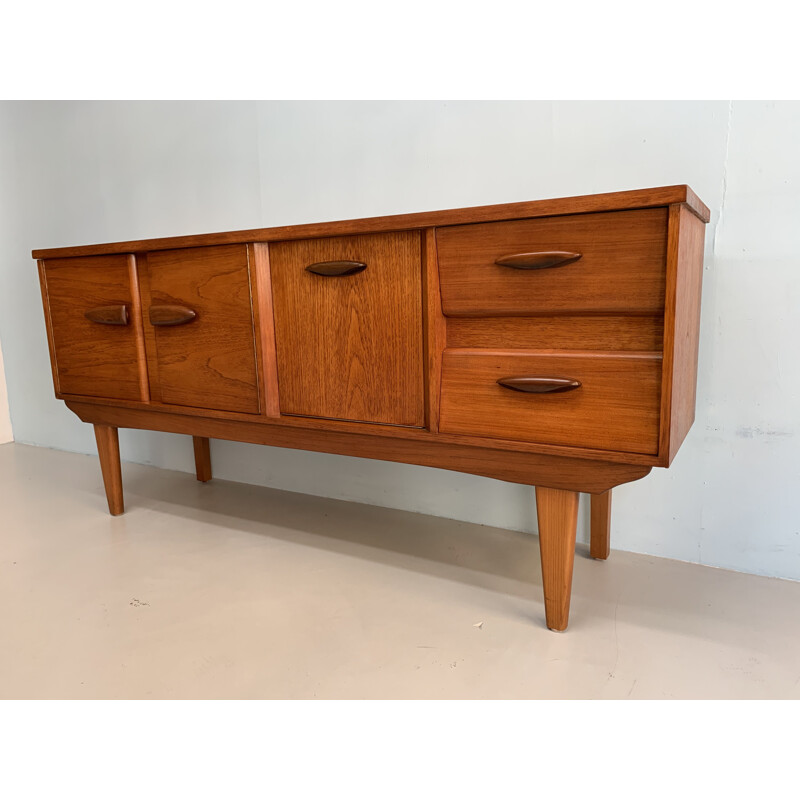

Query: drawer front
<box><xmin>141</xmin><ymin>244</ymin><xmax>260</xmax><ymax>414</ymax></box>
<box><xmin>270</xmin><ymin>231</ymin><xmax>424</xmax><ymax>426</ymax></box>
<box><xmin>439</xmin><ymin>350</ymin><xmax>661</xmax><ymax>454</ymax></box>
<box><xmin>436</xmin><ymin>208</ymin><xmax>668</xmax><ymax>316</ymax></box>
<box><xmin>40</xmin><ymin>255</ymin><xmax>145</xmax><ymax>401</ymax></box>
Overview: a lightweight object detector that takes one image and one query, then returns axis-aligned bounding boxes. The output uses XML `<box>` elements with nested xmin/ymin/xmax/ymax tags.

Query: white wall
<box><xmin>1</xmin><ymin>101</ymin><xmax>798</xmax><ymax>580</ymax></box>
<box><xmin>0</xmin><ymin>337</ymin><xmax>12</xmax><ymax>443</ymax></box>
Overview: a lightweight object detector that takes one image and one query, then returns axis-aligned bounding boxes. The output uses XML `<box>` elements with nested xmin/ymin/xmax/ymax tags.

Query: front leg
<box><xmin>94</xmin><ymin>424</ymin><xmax>124</xmax><ymax>516</ymax></box>
<box><xmin>535</xmin><ymin>486</ymin><xmax>579</xmax><ymax>631</ymax></box>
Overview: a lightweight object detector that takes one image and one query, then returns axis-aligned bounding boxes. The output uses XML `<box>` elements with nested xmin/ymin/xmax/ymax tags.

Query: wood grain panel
<box><xmin>193</xmin><ymin>436</ymin><xmax>212</xmax><ymax>482</ymax></box>
<box><xmin>126</xmin><ymin>255</ymin><xmax>151</xmax><ymax>401</ymax></box>
<box><xmin>536</xmin><ymin>487</ymin><xmax>579</xmax><ymax>631</ymax></box>
<box><xmin>660</xmin><ymin>203</ymin><xmax>706</xmax><ymax>463</ymax></box>
<box><xmin>590</xmin><ymin>490</ymin><xmax>612</xmax><ymax>560</ymax></box>
<box><xmin>39</xmin><ymin>255</ymin><xmax>145</xmax><ymax>401</ymax></box>
<box><xmin>66</xmin><ymin>400</ymin><xmax>653</xmax><ymax>493</ymax></box>
<box><xmin>270</xmin><ymin>231</ymin><xmax>424</xmax><ymax>426</ymax></box>
<box><xmin>56</xmin><ymin>389</ymin><xmax>664</xmax><ymax>467</ymax></box>
<box><xmin>440</xmin><ymin>350</ymin><xmax>662</xmax><ymax>454</ymax></box>
<box><xmin>422</xmin><ymin>229</ymin><xmax>447</xmax><ymax>432</ymax></box>
<box><xmin>446</xmin><ymin>315</ymin><xmax>663</xmax><ymax>352</ymax></box>
<box><xmin>94</xmin><ymin>423</ymin><xmax>124</xmax><ymax>515</ymax></box>
<box><xmin>32</xmin><ymin>185</ymin><xmax>709</xmax><ymax>259</ymax></box>
<box><xmin>437</xmin><ymin>208</ymin><xmax>669</xmax><ymax>316</ymax></box>
<box><xmin>249</xmin><ymin>243</ymin><xmax>280</xmax><ymax>416</ymax></box>
<box><xmin>141</xmin><ymin>244</ymin><xmax>260</xmax><ymax>413</ymax></box>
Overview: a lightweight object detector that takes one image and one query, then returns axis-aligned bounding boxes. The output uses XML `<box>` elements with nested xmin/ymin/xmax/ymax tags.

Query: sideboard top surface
<box><xmin>32</xmin><ymin>184</ymin><xmax>710</xmax><ymax>260</ymax></box>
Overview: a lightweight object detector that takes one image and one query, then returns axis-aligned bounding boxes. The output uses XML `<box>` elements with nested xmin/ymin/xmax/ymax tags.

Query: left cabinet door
<box><xmin>139</xmin><ymin>244</ymin><xmax>261</xmax><ymax>414</ymax></box>
<box><xmin>39</xmin><ymin>254</ymin><xmax>147</xmax><ymax>401</ymax></box>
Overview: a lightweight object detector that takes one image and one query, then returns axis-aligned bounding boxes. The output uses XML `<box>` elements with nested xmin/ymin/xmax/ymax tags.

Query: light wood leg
<box><xmin>535</xmin><ymin>486</ymin><xmax>579</xmax><ymax>631</ymax></box>
<box><xmin>590</xmin><ymin>490</ymin><xmax>612</xmax><ymax>560</ymax></box>
<box><xmin>94</xmin><ymin>424</ymin><xmax>124</xmax><ymax>516</ymax></box>
<box><xmin>193</xmin><ymin>436</ymin><xmax>212</xmax><ymax>482</ymax></box>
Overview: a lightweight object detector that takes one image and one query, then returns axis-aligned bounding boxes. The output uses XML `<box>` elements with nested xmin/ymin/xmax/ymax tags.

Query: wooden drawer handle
<box><xmin>149</xmin><ymin>305</ymin><xmax>197</xmax><ymax>326</ymax></box>
<box><xmin>306</xmin><ymin>260</ymin><xmax>367</xmax><ymax>277</ymax></box>
<box><xmin>497</xmin><ymin>376</ymin><xmax>582</xmax><ymax>393</ymax></box>
<box><xmin>495</xmin><ymin>251</ymin><xmax>582</xmax><ymax>270</ymax></box>
<box><xmin>85</xmin><ymin>305</ymin><xmax>129</xmax><ymax>325</ymax></box>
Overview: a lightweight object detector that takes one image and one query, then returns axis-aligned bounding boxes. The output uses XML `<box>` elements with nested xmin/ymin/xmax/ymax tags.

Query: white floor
<box><xmin>1</xmin><ymin>441</ymin><xmax>799</xmax><ymax>699</ymax></box>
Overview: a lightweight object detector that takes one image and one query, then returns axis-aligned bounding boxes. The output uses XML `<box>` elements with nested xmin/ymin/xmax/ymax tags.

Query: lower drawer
<box><xmin>439</xmin><ymin>350</ymin><xmax>662</xmax><ymax>455</ymax></box>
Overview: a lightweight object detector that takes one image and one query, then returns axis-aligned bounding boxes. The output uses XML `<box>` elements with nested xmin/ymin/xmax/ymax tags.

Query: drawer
<box><xmin>439</xmin><ymin>350</ymin><xmax>661</xmax><ymax>454</ymax></box>
<box><xmin>270</xmin><ymin>231</ymin><xmax>424</xmax><ymax>426</ymax></box>
<box><xmin>39</xmin><ymin>254</ymin><xmax>146</xmax><ymax>401</ymax></box>
<box><xmin>436</xmin><ymin>208</ymin><xmax>668</xmax><ymax>316</ymax></box>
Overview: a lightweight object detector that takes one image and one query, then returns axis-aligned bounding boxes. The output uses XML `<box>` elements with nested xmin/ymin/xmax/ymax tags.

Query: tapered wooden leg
<box><xmin>94</xmin><ymin>424</ymin><xmax>124</xmax><ymax>516</ymax></box>
<box><xmin>193</xmin><ymin>436</ymin><xmax>212</xmax><ymax>482</ymax></box>
<box><xmin>590</xmin><ymin>490</ymin><xmax>612</xmax><ymax>560</ymax></box>
<box><xmin>535</xmin><ymin>486</ymin><xmax>579</xmax><ymax>631</ymax></box>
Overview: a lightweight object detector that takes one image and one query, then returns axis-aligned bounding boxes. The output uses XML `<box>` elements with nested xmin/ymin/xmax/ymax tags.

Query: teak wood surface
<box><xmin>35</xmin><ymin>186</ymin><xmax>709</xmax><ymax>631</ymax></box>
<box><xmin>270</xmin><ymin>231</ymin><xmax>424</xmax><ymax>426</ymax></box>
<box><xmin>193</xmin><ymin>436</ymin><xmax>212</xmax><ymax>482</ymax></box>
<box><xmin>139</xmin><ymin>244</ymin><xmax>260</xmax><ymax>414</ymax></box>
<box><xmin>536</xmin><ymin>487</ymin><xmax>580</xmax><ymax>631</ymax></box>
<box><xmin>436</xmin><ymin>208</ymin><xmax>669</xmax><ymax>317</ymax></box>
<box><xmin>590</xmin><ymin>490</ymin><xmax>612</xmax><ymax>560</ymax></box>
<box><xmin>32</xmin><ymin>185</ymin><xmax>709</xmax><ymax>259</ymax></box>
<box><xmin>93</xmin><ymin>424</ymin><xmax>124</xmax><ymax>516</ymax></box>
<box><xmin>39</xmin><ymin>255</ymin><xmax>146</xmax><ymax>401</ymax></box>
<box><xmin>439</xmin><ymin>350</ymin><xmax>662</xmax><ymax>454</ymax></box>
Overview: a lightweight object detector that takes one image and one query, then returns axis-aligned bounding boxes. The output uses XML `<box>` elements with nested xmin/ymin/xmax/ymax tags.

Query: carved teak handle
<box><xmin>306</xmin><ymin>260</ymin><xmax>367</xmax><ymax>276</ymax></box>
<box><xmin>497</xmin><ymin>376</ymin><xmax>582</xmax><ymax>393</ymax></box>
<box><xmin>85</xmin><ymin>305</ymin><xmax>129</xmax><ymax>325</ymax></box>
<box><xmin>149</xmin><ymin>305</ymin><xmax>197</xmax><ymax>326</ymax></box>
<box><xmin>495</xmin><ymin>251</ymin><xmax>582</xmax><ymax>270</ymax></box>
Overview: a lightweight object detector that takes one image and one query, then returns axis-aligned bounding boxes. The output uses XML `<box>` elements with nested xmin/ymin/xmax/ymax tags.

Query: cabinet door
<box><xmin>140</xmin><ymin>244</ymin><xmax>260</xmax><ymax>414</ymax></box>
<box><xmin>270</xmin><ymin>231</ymin><xmax>424</xmax><ymax>426</ymax></box>
<box><xmin>39</xmin><ymin>254</ymin><xmax>146</xmax><ymax>401</ymax></box>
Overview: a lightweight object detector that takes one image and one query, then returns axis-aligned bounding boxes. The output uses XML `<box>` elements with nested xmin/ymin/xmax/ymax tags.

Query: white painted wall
<box><xmin>0</xmin><ymin>338</ymin><xmax>12</xmax><ymax>443</ymax></box>
<box><xmin>1</xmin><ymin>101</ymin><xmax>798</xmax><ymax>580</ymax></box>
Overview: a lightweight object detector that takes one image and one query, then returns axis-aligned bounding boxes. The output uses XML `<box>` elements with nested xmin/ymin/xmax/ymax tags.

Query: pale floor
<box><xmin>1</xmin><ymin>441</ymin><xmax>799</xmax><ymax>700</ymax></box>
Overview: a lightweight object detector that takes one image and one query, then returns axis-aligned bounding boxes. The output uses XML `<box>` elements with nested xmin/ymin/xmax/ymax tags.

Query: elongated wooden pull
<box><xmin>497</xmin><ymin>376</ymin><xmax>581</xmax><ymax>393</ymax></box>
<box><xmin>495</xmin><ymin>251</ymin><xmax>582</xmax><ymax>270</ymax></box>
<box><xmin>306</xmin><ymin>260</ymin><xmax>367</xmax><ymax>276</ymax></box>
<box><xmin>149</xmin><ymin>305</ymin><xmax>197</xmax><ymax>326</ymax></box>
<box><xmin>85</xmin><ymin>305</ymin><xmax>129</xmax><ymax>325</ymax></box>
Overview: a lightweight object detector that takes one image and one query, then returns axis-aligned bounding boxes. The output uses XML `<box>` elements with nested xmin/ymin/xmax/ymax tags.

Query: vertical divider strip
<box><xmin>127</xmin><ymin>254</ymin><xmax>151</xmax><ymax>402</ymax></box>
<box><xmin>249</xmin><ymin>243</ymin><xmax>281</xmax><ymax>417</ymax></box>
<box><xmin>422</xmin><ymin>228</ymin><xmax>447</xmax><ymax>432</ymax></box>
<box><xmin>136</xmin><ymin>252</ymin><xmax>162</xmax><ymax>403</ymax></box>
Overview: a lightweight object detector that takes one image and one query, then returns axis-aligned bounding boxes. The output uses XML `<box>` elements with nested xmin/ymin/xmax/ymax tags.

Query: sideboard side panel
<box><xmin>37</xmin><ymin>259</ymin><xmax>61</xmax><ymax>396</ymax></box>
<box><xmin>660</xmin><ymin>203</ymin><xmax>706</xmax><ymax>464</ymax></box>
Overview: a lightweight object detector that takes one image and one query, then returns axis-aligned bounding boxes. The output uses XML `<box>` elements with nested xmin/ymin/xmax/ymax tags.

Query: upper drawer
<box><xmin>436</xmin><ymin>208</ymin><xmax>668</xmax><ymax>316</ymax></box>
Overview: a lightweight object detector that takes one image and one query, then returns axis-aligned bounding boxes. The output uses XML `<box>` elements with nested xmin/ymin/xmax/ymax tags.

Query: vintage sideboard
<box><xmin>34</xmin><ymin>185</ymin><xmax>709</xmax><ymax>630</ymax></box>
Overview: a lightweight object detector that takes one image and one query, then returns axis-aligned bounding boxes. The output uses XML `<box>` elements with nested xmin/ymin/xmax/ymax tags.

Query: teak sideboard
<box><xmin>34</xmin><ymin>185</ymin><xmax>709</xmax><ymax>631</ymax></box>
